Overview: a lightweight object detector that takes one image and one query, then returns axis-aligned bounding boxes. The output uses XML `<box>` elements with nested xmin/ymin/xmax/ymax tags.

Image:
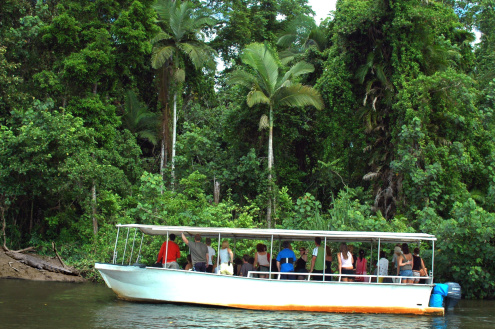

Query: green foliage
<box><xmin>418</xmin><ymin>199</ymin><xmax>495</xmax><ymax>299</ymax></box>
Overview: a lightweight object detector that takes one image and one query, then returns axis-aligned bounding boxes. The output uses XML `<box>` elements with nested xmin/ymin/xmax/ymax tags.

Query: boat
<box><xmin>96</xmin><ymin>224</ymin><xmax>446</xmax><ymax>315</ymax></box>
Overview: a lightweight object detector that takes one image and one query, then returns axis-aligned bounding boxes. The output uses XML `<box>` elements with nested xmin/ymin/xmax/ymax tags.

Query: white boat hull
<box><xmin>96</xmin><ymin>263</ymin><xmax>443</xmax><ymax>315</ymax></box>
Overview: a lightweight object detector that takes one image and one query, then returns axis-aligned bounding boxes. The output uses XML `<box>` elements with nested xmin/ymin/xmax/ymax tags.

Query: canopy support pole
<box><xmin>112</xmin><ymin>226</ymin><xmax>120</xmax><ymax>264</ymax></box>
<box><xmin>216</xmin><ymin>233</ymin><xmax>221</xmax><ymax>274</ymax></box>
<box><xmin>269</xmin><ymin>235</ymin><xmax>274</xmax><ymax>279</ymax></box>
<box><xmin>129</xmin><ymin>228</ymin><xmax>138</xmax><ymax>265</ymax></box>
<box><xmin>377</xmin><ymin>238</ymin><xmax>381</xmax><ymax>283</ymax></box>
<box><xmin>136</xmin><ymin>232</ymin><xmax>144</xmax><ymax>264</ymax></box>
<box><xmin>122</xmin><ymin>227</ymin><xmax>130</xmax><ymax>265</ymax></box>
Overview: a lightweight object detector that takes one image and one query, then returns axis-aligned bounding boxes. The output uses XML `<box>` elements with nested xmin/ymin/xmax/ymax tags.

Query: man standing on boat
<box><xmin>157</xmin><ymin>234</ymin><xmax>181</xmax><ymax>269</ymax></box>
<box><xmin>276</xmin><ymin>241</ymin><xmax>297</xmax><ymax>280</ymax></box>
<box><xmin>181</xmin><ymin>233</ymin><xmax>209</xmax><ymax>272</ymax></box>
<box><xmin>309</xmin><ymin>237</ymin><xmax>325</xmax><ymax>281</ymax></box>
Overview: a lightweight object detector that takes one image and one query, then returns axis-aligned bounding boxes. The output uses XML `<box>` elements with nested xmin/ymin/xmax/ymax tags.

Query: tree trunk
<box><xmin>171</xmin><ymin>92</ymin><xmax>177</xmax><ymax>189</ymax></box>
<box><xmin>91</xmin><ymin>181</ymin><xmax>98</xmax><ymax>235</ymax></box>
<box><xmin>214</xmin><ymin>178</ymin><xmax>220</xmax><ymax>204</ymax></box>
<box><xmin>1</xmin><ymin>203</ymin><xmax>7</xmax><ymax>251</ymax></box>
<box><xmin>266</xmin><ymin>105</ymin><xmax>274</xmax><ymax>228</ymax></box>
<box><xmin>158</xmin><ymin>67</ymin><xmax>171</xmax><ymax>182</ymax></box>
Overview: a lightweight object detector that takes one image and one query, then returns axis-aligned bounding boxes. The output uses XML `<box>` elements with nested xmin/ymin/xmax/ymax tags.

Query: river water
<box><xmin>0</xmin><ymin>279</ymin><xmax>493</xmax><ymax>329</ymax></box>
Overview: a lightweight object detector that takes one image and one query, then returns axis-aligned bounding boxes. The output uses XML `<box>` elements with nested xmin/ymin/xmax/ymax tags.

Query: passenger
<box><xmin>234</xmin><ymin>257</ymin><xmax>243</xmax><ymax>276</ymax></box>
<box><xmin>325</xmin><ymin>246</ymin><xmax>333</xmax><ymax>281</ymax></box>
<box><xmin>355</xmin><ymin>249</ymin><xmax>368</xmax><ymax>282</ymax></box>
<box><xmin>239</xmin><ymin>254</ymin><xmax>255</xmax><ymax>277</ymax></box>
<box><xmin>253</xmin><ymin>243</ymin><xmax>270</xmax><ymax>278</ymax></box>
<box><xmin>205</xmin><ymin>238</ymin><xmax>216</xmax><ymax>273</ymax></box>
<box><xmin>218</xmin><ymin>240</ymin><xmax>234</xmax><ymax>275</ymax></box>
<box><xmin>338</xmin><ymin>243</ymin><xmax>354</xmax><ymax>282</ymax></box>
<box><xmin>295</xmin><ymin>247</ymin><xmax>308</xmax><ymax>280</ymax></box>
<box><xmin>276</xmin><ymin>241</ymin><xmax>297</xmax><ymax>280</ymax></box>
<box><xmin>184</xmin><ymin>254</ymin><xmax>193</xmax><ymax>271</ymax></box>
<box><xmin>375</xmin><ymin>250</ymin><xmax>389</xmax><ymax>283</ymax></box>
<box><xmin>392</xmin><ymin>244</ymin><xmax>401</xmax><ymax>282</ymax></box>
<box><xmin>412</xmin><ymin>247</ymin><xmax>427</xmax><ymax>284</ymax></box>
<box><xmin>309</xmin><ymin>237</ymin><xmax>325</xmax><ymax>281</ymax></box>
<box><xmin>156</xmin><ymin>233</ymin><xmax>181</xmax><ymax>269</ymax></box>
<box><xmin>349</xmin><ymin>245</ymin><xmax>357</xmax><ymax>272</ymax></box>
<box><xmin>181</xmin><ymin>233</ymin><xmax>209</xmax><ymax>272</ymax></box>
<box><xmin>398</xmin><ymin>243</ymin><xmax>413</xmax><ymax>284</ymax></box>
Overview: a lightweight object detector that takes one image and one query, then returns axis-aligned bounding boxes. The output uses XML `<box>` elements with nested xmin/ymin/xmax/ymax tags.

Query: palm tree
<box><xmin>122</xmin><ymin>90</ymin><xmax>159</xmax><ymax>146</ymax></box>
<box><xmin>276</xmin><ymin>15</ymin><xmax>329</xmax><ymax>64</ymax></box>
<box><xmin>228</xmin><ymin>43</ymin><xmax>324</xmax><ymax>228</ymax></box>
<box><xmin>151</xmin><ymin>0</ymin><xmax>217</xmax><ymax>185</ymax></box>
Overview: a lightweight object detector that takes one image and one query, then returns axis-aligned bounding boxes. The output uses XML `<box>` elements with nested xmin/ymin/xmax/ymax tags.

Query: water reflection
<box><xmin>0</xmin><ymin>279</ymin><xmax>493</xmax><ymax>329</ymax></box>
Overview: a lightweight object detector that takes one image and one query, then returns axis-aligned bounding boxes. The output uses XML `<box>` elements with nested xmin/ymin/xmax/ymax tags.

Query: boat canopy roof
<box><xmin>116</xmin><ymin>224</ymin><xmax>436</xmax><ymax>243</ymax></box>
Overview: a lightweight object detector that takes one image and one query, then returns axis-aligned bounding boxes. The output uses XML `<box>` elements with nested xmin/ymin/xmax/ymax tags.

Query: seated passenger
<box><xmin>325</xmin><ymin>246</ymin><xmax>333</xmax><ymax>281</ymax></box>
<box><xmin>295</xmin><ymin>247</ymin><xmax>308</xmax><ymax>280</ymax></box>
<box><xmin>239</xmin><ymin>254</ymin><xmax>254</xmax><ymax>277</ymax></box>
<box><xmin>184</xmin><ymin>254</ymin><xmax>193</xmax><ymax>271</ymax></box>
<box><xmin>218</xmin><ymin>240</ymin><xmax>234</xmax><ymax>275</ymax></box>
<box><xmin>412</xmin><ymin>247</ymin><xmax>427</xmax><ymax>284</ymax></box>
<box><xmin>276</xmin><ymin>241</ymin><xmax>297</xmax><ymax>280</ymax></box>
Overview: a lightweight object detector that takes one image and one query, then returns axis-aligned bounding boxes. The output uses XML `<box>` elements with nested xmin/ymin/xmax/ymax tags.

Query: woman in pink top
<box><xmin>355</xmin><ymin>249</ymin><xmax>368</xmax><ymax>282</ymax></box>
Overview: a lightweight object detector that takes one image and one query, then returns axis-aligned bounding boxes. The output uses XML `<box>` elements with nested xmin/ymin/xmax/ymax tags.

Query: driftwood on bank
<box><xmin>6</xmin><ymin>251</ymin><xmax>79</xmax><ymax>276</ymax></box>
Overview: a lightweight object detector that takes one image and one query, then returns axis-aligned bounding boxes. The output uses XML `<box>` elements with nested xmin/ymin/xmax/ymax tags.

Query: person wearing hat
<box><xmin>181</xmin><ymin>232</ymin><xmax>209</xmax><ymax>272</ymax></box>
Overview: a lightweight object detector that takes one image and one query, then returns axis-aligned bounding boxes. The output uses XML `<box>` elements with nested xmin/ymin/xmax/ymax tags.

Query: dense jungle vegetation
<box><xmin>1</xmin><ymin>0</ymin><xmax>494</xmax><ymax>298</ymax></box>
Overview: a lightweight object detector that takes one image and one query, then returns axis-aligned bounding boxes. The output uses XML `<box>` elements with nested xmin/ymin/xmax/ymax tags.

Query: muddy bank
<box><xmin>0</xmin><ymin>250</ymin><xmax>85</xmax><ymax>282</ymax></box>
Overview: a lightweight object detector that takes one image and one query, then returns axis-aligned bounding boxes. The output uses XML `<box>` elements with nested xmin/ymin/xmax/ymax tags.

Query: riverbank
<box><xmin>0</xmin><ymin>250</ymin><xmax>85</xmax><ymax>282</ymax></box>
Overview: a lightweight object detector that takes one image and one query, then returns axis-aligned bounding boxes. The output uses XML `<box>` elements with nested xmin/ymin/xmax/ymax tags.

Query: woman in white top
<box><xmin>218</xmin><ymin>240</ymin><xmax>234</xmax><ymax>275</ymax></box>
<box><xmin>254</xmin><ymin>243</ymin><xmax>270</xmax><ymax>278</ymax></box>
<box><xmin>338</xmin><ymin>243</ymin><xmax>354</xmax><ymax>282</ymax></box>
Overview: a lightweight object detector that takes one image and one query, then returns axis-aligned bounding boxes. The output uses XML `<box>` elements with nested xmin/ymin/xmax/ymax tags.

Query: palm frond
<box><xmin>227</xmin><ymin>70</ymin><xmax>257</xmax><ymax>88</ymax></box>
<box><xmin>151</xmin><ymin>45</ymin><xmax>176</xmax><ymax>69</ymax></box>
<box><xmin>241</xmin><ymin>43</ymin><xmax>279</xmax><ymax>94</ymax></box>
<box><xmin>275</xmin><ymin>84</ymin><xmax>324</xmax><ymax>110</ymax></box>
<box><xmin>151</xmin><ymin>31</ymin><xmax>173</xmax><ymax>45</ymax></box>
<box><xmin>153</xmin><ymin>0</ymin><xmax>175</xmax><ymax>22</ymax></box>
<box><xmin>279</xmin><ymin>61</ymin><xmax>315</xmax><ymax>87</ymax></box>
<box><xmin>178</xmin><ymin>42</ymin><xmax>217</xmax><ymax>70</ymax></box>
<box><xmin>247</xmin><ymin>90</ymin><xmax>270</xmax><ymax>107</ymax></box>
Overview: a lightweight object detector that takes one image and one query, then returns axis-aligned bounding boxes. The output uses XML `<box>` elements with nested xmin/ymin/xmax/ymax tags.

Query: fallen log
<box><xmin>6</xmin><ymin>251</ymin><xmax>79</xmax><ymax>276</ymax></box>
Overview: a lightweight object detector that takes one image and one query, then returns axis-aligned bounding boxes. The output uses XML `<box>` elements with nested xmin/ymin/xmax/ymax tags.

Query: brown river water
<box><xmin>0</xmin><ymin>279</ymin><xmax>493</xmax><ymax>328</ymax></box>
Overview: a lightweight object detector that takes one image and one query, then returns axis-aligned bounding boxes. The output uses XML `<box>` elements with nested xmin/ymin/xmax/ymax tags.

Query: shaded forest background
<box><xmin>0</xmin><ymin>0</ymin><xmax>494</xmax><ymax>298</ymax></box>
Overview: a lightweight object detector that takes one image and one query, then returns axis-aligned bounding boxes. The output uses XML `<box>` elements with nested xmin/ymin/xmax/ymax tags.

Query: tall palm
<box><xmin>151</xmin><ymin>0</ymin><xmax>216</xmax><ymax>185</ymax></box>
<box><xmin>228</xmin><ymin>43</ymin><xmax>324</xmax><ymax>228</ymax></box>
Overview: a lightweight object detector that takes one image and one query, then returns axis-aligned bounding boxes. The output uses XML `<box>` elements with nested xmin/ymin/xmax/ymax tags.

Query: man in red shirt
<box><xmin>157</xmin><ymin>234</ymin><xmax>181</xmax><ymax>269</ymax></box>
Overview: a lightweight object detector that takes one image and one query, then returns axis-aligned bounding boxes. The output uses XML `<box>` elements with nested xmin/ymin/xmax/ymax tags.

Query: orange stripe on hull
<box><xmin>114</xmin><ymin>294</ymin><xmax>444</xmax><ymax>316</ymax></box>
<box><xmin>224</xmin><ymin>304</ymin><xmax>444</xmax><ymax>316</ymax></box>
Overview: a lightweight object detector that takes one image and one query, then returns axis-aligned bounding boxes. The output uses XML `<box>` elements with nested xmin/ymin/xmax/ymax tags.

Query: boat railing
<box><xmin>247</xmin><ymin>271</ymin><xmax>431</xmax><ymax>284</ymax></box>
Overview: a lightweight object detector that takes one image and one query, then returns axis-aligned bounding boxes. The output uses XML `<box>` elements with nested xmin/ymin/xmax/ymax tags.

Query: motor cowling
<box><xmin>444</xmin><ymin>282</ymin><xmax>461</xmax><ymax>311</ymax></box>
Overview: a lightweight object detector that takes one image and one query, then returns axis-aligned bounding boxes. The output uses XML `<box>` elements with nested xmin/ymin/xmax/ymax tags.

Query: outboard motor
<box><xmin>443</xmin><ymin>282</ymin><xmax>461</xmax><ymax>311</ymax></box>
